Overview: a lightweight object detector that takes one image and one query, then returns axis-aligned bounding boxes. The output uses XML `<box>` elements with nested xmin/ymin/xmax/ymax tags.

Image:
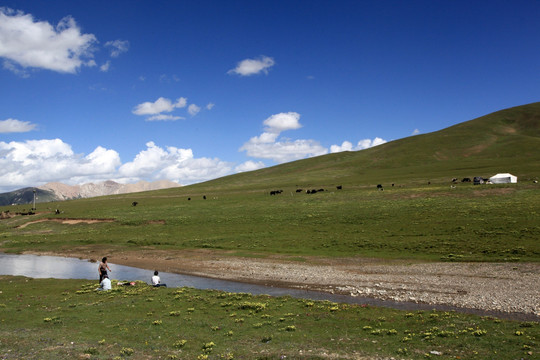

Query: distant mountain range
<box><xmin>0</xmin><ymin>180</ymin><xmax>181</xmax><ymax>206</ymax></box>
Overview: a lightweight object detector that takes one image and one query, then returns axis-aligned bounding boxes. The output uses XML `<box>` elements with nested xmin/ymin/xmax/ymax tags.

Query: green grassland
<box><xmin>1</xmin><ymin>182</ymin><xmax>539</xmax><ymax>262</ymax></box>
<box><xmin>1</xmin><ymin>102</ymin><xmax>540</xmax><ymax>262</ymax></box>
<box><xmin>1</xmin><ymin>276</ymin><xmax>538</xmax><ymax>359</ymax></box>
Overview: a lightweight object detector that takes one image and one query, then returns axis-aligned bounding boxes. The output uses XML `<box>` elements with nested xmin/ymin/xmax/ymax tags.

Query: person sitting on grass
<box><xmin>97</xmin><ymin>274</ymin><xmax>111</xmax><ymax>291</ymax></box>
<box><xmin>152</xmin><ymin>271</ymin><xmax>167</xmax><ymax>287</ymax></box>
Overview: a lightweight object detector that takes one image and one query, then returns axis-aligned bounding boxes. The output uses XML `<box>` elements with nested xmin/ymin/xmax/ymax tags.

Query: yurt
<box><xmin>489</xmin><ymin>173</ymin><xmax>517</xmax><ymax>184</ymax></box>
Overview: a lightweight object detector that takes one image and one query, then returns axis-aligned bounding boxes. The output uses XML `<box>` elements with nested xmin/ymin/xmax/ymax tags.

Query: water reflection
<box><xmin>1</xmin><ymin>253</ymin><xmax>535</xmax><ymax>321</ymax></box>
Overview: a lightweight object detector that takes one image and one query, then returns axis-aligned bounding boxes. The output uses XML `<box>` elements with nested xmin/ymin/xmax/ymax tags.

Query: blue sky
<box><xmin>1</xmin><ymin>1</ymin><xmax>539</xmax><ymax>192</ymax></box>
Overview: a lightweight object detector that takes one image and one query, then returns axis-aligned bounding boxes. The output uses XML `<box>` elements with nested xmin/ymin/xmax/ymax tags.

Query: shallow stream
<box><xmin>1</xmin><ymin>253</ymin><xmax>535</xmax><ymax>321</ymax></box>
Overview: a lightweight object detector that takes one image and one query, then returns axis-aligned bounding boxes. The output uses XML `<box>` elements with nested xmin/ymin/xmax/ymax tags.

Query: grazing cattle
<box><xmin>270</xmin><ymin>190</ymin><xmax>283</xmax><ymax>195</ymax></box>
<box><xmin>376</xmin><ymin>184</ymin><xmax>383</xmax><ymax>190</ymax></box>
<box><xmin>451</xmin><ymin>178</ymin><xmax>458</xmax><ymax>183</ymax></box>
<box><xmin>462</xmin><ymin>178</ymin><xmax>471</xmax><ymax>182</ymax></box>
<box><xmin>473</xmin><ymin>177</ymin><xmax>485</xmax><ymax>185</ymax></box>
<box><xmin>296</xmin><ymin>189</ymin><xmax>303</xmax><ymax>193</ymax></box>
<box><xmin>391</xmin><ymin>183</ymin><xmax>395</xmax><ymax>187</ymax></box>
<box><xmin>336</xmin><ymin>185</ymin><xmax>342</xmax><ymax>190</ymax></box>
<box><xmin>55</xmin><ymin>209</ymin><xmax>60</xmax><ymax>214</ymax></box>
<box><xmin>203</xmin><ymin>195</ymin><xmax>206</xmax><ymax>200</ymax></box>
<box><xmin>132</xmin><ymin>201</ymin><xmax>138</xmax><ymax>207</ymax></box>
<box><xmin>187</xmin><ymin>197</ymin><xmax>191</xmax><ymax>201</ymax></box>
<box><xmin>318</xmin><ymin>188</ymin><xmax>325</xmax><ymax>192</ymax></box>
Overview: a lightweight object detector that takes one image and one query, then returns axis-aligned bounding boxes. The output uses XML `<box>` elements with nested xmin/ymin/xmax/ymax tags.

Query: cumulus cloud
<box><xmin>132</xmin><ymin>97</ymin><xmax>179</xmax><ymax>115</ymax></box>
<box><xmin>119</xmin><ymin>142</ymin><xmax>233</xmax><ymax>184</ymax></box>
<box><xmin>412</xmin><ymin>128</ymin><xmax>420</xmax><ymax>135</ymax></box>
<box><xmin>263</xmin><ymin>112</ymin><xmax>302</xmax><ymax>133</ymax></box>
<box><xmin>0</xmin><ymin>8</ymin><xmax>97</xmax><ymax>74</ymax></box>
<box><xmin>240</xmin><ymin>112</ymin><xmax>327</xmax><ymax>163</ymax></box>
<box><xmin>0</xmin><ymin>139</ymin><xmax>121</xmax><ymax>191</ymax></box>
<box><xmin>132</xmin><ymin>97</ymin><xmax>204</xmax><ymax>121</ymax></box>
<box><xmin>235</xmin><ymin>160</ymin><xmax>266</xmax><ymax>173</ymax></box>
<box><xmin>330</xmin><ymin>138</ymin><xmax>387</xmax><ymax>153</ymax></box>
<box><xmin>188</xmin><ymin>104</ymin><xmax>201</xmax><ymax>116</ymax></box>
<box><xmin>0</xmin><ymin>118</ymin><xmax>37</xmax><ymax>133</ymax></box>
<box><xmin>0</xmin><ymin>139</ymin><xmax>236</xmax><ymax>192</ymax></box>
<box><xmin>105</xmin><ymin>39</ymin><xmax>129</xmax><ymax>57</ymax></box>
<box><xmin>228</xmin><ymin>56</ymin><xmax>275</xmax><ymax>76</ymax></box>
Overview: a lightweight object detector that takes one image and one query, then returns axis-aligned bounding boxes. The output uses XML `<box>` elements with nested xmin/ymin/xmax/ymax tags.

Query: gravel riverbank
<box><xmin>44</xmin><ymin>248</ymin><xmax>540</xmax><ymax>320</ymax></box>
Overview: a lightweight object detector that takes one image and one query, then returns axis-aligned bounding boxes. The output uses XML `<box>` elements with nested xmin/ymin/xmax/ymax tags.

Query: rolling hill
<box><xmin>1</xmin><ymin>102</ymin><xmax>538</xmax><ymax>204</ymax></box>
<box><xmin>188</xmin><ymin>102</ymin><xmax>540</xmax><ymax>192</ymax></box>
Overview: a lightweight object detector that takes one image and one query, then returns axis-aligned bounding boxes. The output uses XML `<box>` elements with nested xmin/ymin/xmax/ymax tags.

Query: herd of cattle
<box><xmin>270</xmin><ymin>185</ymin><xmax>343</xmax><ymax>195</ymax></box>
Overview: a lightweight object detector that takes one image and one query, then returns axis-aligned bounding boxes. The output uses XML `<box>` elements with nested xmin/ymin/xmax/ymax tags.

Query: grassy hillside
<box><xmin>194</xmin><ymin>102</ymin><xmax>540</xmax><ymax>192</ymax></box>
<box><xmin>1</xmin><ymin>103</ymin><xmax>539</xmax><ymax>262</ymax></box>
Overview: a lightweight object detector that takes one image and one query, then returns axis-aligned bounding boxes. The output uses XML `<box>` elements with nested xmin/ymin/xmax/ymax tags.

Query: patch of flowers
<box><xmin>120</xmin><ymin>347</ymin><xmax>134</xmax><ymax>356</ymax></box>
<box><xmin>201</xmin><ymin>341</ymin><xmax>215</xmax><ymax>353</ymax></box>
<box><xmin>238</xmin><ymin>301</ymin><xmax>267</xmax><ymax>312</ymax></box>
<box><xmin>173</xmin><ymin>339</ymin><xmax>187</xmax><ymax>349</ymax></box>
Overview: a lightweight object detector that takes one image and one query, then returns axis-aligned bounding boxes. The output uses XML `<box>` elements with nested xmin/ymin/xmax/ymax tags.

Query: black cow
<box><xmin>296</xmin><ymin>189</ymin><xmax>303</xmax><ymax>193</ymax></box>
<box><xmin>132</xmin><ymin>201</ymin><xmax>138</xmax><ymax>207</ymax></box>
<box><xmin>336</xmin><ymin>185</ymin><xmax>342</xmax><ymax>190</ymax></box>
<box><xmin>377</xmin><ymin>184</ymin><xmax>383</xmax><ymax>190</ymax></box>
<box><xmin>462</xmin><ymin>178</ymin><xmax>471</xmax><ymax>183</ymax></box>
<box><xmin>203</xmin><ymin>195</ymin><xmax>206</xmax><ymax>200</ymax></box>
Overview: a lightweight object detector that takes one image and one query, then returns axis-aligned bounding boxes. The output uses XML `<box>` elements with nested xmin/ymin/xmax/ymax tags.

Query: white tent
<box><xmin>489</xmin><ymin>173</ymin><xmax>517</xmax><ymax>184</ymax></box>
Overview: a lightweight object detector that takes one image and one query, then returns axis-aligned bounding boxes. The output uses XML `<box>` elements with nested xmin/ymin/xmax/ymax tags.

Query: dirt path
<box><xmin>26</xmin><ymin>247</ymin><xmax>540</xmax><ymax>319</ymax></box>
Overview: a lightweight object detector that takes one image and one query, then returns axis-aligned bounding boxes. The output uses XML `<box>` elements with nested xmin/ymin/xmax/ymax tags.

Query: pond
<box><xmin>0</xmin><ymin>253</ymin><xmax>534</xmax><ymax>321</ymax></box>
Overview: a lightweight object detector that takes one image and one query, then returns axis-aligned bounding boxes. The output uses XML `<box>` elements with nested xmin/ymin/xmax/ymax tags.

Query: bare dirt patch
<box><xmin>16</xmin><ymin>218</ymin><xmax>114</xmax><ymax>229</ymax></box>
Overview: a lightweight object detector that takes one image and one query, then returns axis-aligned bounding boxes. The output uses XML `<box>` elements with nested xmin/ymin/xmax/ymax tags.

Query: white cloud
<box><xmin>206</xmin><ymin>103</ymin><xmax>215</xmax><ymax>110</ymax></box>
<box><xmin>263</xmin><ymin>112</ymin><xmax>302</xmax><ymax>133</ymax></box>
<box><xmin>0</xmin><ymin>139</ymin><xmax>236</xmax><ymax>192</ymax></box>
<box><xmin>188</xmin><ymin>104</ymin><xmax>201</xmax><ymax>116</ymax></box>
<box><xmin>0</xmin><ymin>8</ymin><xmax>97</xmax><ymax>74</ymax></box>
<box><xmin>119</xmin><ymin>141</ymin><xmax>233</xmax><ymax>184</ymax></box>
<box><xmin>105</xmin><ymin>39</ymin><xmax>129</xmax><ymax>57</ymax></box>
<box><xmin>240</xmin><ymin>112</ymin><xmax>328</xmax><ymax>163</ymax></box>
<box><xmin>175</xmin><ymin>97</ymin><xmax>187</xmax><ymax>108</ymax></box>
<box><xmin>133</xmin><ymin>97</ymin><xmax>198</xmax><ymax>121</ymax></box>
<box><xmin>0</xmin><ymin>118</ymin><xmax>37</xmax><ymax>133</ymax></box>
<box><xmin>146</xmin><ymin>114</ymin><xmax>184</xmax><ymax>122</ymax></box>
<box><xmin>100</xmin><ymin>61</ymin><xmax>110</xmax><ymax>72</ymax></box>
<box><xmin>132</xmin><ymin>97</ymin><xmax>177</xmax><ymax>115</ymax></box>
<box><xmin>331</xmin><ymin>137</ymin><xmax>387</xmax><ymax>153</ymax></box>
<box><xmin>235</xmin><ymin>160</ymin><xmax>266</xmax><ymax>173</ymax></box>
<box><xmin>0</xmin><ymin>139</ymin><xmax>121</xmax><ymax>191</ymax></box>
<box><xmin>330</xmin><ymin>141</ymin><xmax>354</xmax><ymax>153</ymax></box>
<box><xmin>412</xmin><ymin>129</ymin><xmax>420</xmax><ymax>135</ymax></box>
<box><xmin>228</xmin><ymin>56</ymin><xmax>275</xmax><ymax>76</ymax></box>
